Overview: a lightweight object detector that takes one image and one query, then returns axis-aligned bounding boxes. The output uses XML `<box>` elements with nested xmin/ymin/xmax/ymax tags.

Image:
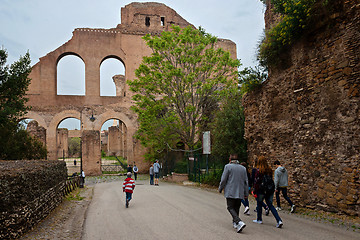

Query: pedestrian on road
<box><xmin>240</xmin><ymin>162</ymin><xmax>251</xmax><ymax>215</ymax></box>
<box><xmin>253</xmin><ymin>156</ymin><xmax>283</xmax><ymax>228</ymax></box>
<box><xmin>153</xmin><ymin>160</ymin><xmax>161</xmax><ymax>186</ymax></box>
<box><xmin>133</xmin><ymin>164</ymin><xmax>139</xmax><ymax>180</ymax></box>
<box><xmin>251</xmin><ymin>160</ymin><xmax>269</xmax><ymax>215</ymax></box>
<box><xmin>274</xmin><ymin>160</ymin><xmax>296</xmax><ymax>213</ymax></box>
<box><xmin>123</xmin><ymin>172</ymin><xmax>135</xmax><ymax>208</ymax></box>
<box><xmin>127</xmin><ymin>164</ymin><xmax>132</xmax><ymax>173</ymax></box>
<box><xmin>219</xmin><ymin>154</ymin><xmax>248</xmax><ymax>233</ymax></box>
<box><xmin>149</xmin><ymin>163</ymin><xmax>154</xmax><ymax>185</ymax></box>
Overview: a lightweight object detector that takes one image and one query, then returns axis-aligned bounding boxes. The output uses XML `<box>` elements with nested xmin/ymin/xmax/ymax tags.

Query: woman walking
<box><xmin>252</xmin><ymin>156</ymin><xmax>283</xmax><ymax>228</ymax></box>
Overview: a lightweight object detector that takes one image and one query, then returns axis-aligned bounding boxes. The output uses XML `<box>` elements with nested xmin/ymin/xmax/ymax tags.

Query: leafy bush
<box><xmin>238</xmin><ymin>66</ymin><xmax>267</xmax><ymax>94</ymax></box>
<box><xmin>174</xmin><ymin>160</ymin><xmax>188</xmax><ymax>174</ymax></box>
<box><xmin>201</xmin><ymin>170</ymin><xmax>223</xmax><ymax>186</ymax></box>
<box><xmin>258</xmin><ymin>0</ymin><xmax>315</xmax><ymax>67</ymax></box>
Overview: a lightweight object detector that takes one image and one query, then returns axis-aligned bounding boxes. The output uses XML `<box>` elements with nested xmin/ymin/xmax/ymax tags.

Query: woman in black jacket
<box><xmin>252</xmin><ymin>156</ymin><xmax>283</xmax><ymax>228</ymax></box>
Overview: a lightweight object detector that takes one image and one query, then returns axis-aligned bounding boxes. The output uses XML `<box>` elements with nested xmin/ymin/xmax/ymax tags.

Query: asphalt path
<box><xmin>82</xmin><ymin>179</ymin><xmax>359</xmax><ymax>240</ymax></box>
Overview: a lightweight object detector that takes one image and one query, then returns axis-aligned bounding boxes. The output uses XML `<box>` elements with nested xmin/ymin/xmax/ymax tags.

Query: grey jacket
<box><xmin>219</xmin><ymin>161</ymin><xmax>249</xmax><ymax>199</ymax></box>
<box><xmin>274</xmin><ymin>166</ymin><xmax>289</xmax><ymax>189</ymax></box>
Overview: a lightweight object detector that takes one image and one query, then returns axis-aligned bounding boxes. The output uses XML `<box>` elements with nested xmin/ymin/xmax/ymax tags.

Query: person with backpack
<box><xmin>252</xmin><ymin>156</ymin><xmax>283</xmax><ymax>228</ymax></box>
<box><xmin>274</xmin><ymin>160</ymin><xmax>295</xmax><ymax>213</ymax></box>
<box><xmin>133</xmin><ymin>164</ymin><xmax>139</xmax><ymax>180</ymax></box>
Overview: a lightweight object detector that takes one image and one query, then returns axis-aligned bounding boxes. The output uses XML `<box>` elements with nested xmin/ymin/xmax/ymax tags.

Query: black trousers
<box><xmin>226</xmin><ymin>198</ymin><xmax>242</xmax><ymax>224</ymax></box>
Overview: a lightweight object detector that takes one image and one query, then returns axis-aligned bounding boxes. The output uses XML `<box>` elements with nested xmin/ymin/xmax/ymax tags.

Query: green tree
<box><xmin>128</xmin><ymin>25</ymin><xmax>240</xmax><ymax>156</ymax></box>
<box><xmin>0</xmin><ymin>48</ymin><xmax>47</xmax><ymax>160</ymax></box>
<box><xmin>68</xmin><ymin>137</ymin><xmax>81</xmax><ymax>157</ymax></box>
<box><xmin>238</xmin><ymin>65</ymin><xmax>267</xmax><ymax>95</ymax></box>
<box><xmin>211</xmin><ymin>91</ymin><xmax>247</xmax><ymax>162</ymax></box>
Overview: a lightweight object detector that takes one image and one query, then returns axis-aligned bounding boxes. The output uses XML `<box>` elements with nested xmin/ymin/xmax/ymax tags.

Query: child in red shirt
<box><xmin>123</xmin><ymin>172</ymin><xmax>135</xmax><ymax>208</ymax></box>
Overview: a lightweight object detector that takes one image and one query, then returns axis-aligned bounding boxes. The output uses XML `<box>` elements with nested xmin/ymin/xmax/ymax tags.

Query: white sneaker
<box><xmin>244</xmin><ymin>206</ymin><xmax>250</xmax><ymax>215</ymax></box>
<box><xmin>276</xmin><ymin>220</ymin><xmax>283</xmax><ymax>228</ymax></box>
<box><xmin>253</xmin><ymin>219</ymin><xmax>263</xmax><ymax>224</ymax></box>
<box><xmin>233</xmin><ymin>222</ymin><xmax>237</xmax><ymax>228</ymax></box>
<box><xmin>276</xmin><ymin>207</ymin><xmax>282</xmax><ymax>211</ymax></box>
<box><xmin>236</xmin><ymin>221</ymin><xmax>246</xmax><ymax>233</ymax></box>
<box><xmin>290</xmin><ymin>205</ymin><xmax>296</xmax><ymax>213</ymax></box>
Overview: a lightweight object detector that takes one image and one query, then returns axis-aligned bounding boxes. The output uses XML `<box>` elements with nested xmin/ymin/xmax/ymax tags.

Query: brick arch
<box><xmin>100</xmin><ymin>55</ymin><xmax>126</xmax><ymax>68</ymax></box>
<box><xmin>23</xmin><ymin>111</ymin><xmax>47</xmax><ymax>128</ymax></box>
<box><xmin>56</xmin><ymin>52</ymin><xmax>85</xmax><ymax>65</ymax></box>
<box><xmin>49</xmin><ymin>110</ymin><xmax>81</xmax><ymax>130</ymax></box>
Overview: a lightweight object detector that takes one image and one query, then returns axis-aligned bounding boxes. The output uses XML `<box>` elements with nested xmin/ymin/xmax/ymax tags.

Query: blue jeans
<box><xmin>150</xmin><ymin>174</ymin><xmax>154</xmax><ymax>185</ymax></box>
<box><xmin>256</xmin><ymin>193</ymin><xmax>282</xmax><ymax>223</ymax></box>
<box><xmin>126</xmin><ymin>192</ymin><xmax>132</xmax><ymax>202</ymax></box>
<box><xmin>276</xmin><ymin>187</ymin><xmax>293</xmax><ymax>207</ymax></box>
<box><xmin>241</xmin><ymin>198</ymin><xmax>249</xmax><ymax>207</ymax></box>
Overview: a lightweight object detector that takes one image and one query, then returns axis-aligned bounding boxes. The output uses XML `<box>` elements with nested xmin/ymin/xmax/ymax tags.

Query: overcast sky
<box><xmin>1</xmin><ymin>0</ymin><xmax>265</xmax><ymax>129</ymax></box>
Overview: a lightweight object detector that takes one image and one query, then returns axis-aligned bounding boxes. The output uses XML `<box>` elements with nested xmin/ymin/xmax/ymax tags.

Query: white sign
<box><xmin>203</xmin><ymin>131</ymin><xmax>211</xmax><ymax>154</ymax></box>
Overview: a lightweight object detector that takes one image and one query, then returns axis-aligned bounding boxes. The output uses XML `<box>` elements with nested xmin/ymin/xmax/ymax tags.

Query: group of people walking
<box><xmin>123</xmin><ymin>160</ymin><xmax>161</xmax><ymax>208</ymax></box>
<box><xmin>219</xmin><ymin>154</ymin><xmax>295</xmax><ymax>233</ymax></box>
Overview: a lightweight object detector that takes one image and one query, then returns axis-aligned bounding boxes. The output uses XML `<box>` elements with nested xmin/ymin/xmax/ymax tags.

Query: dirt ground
<box><xmin>19</xmin><ymin>176</ymin><xmax>360</xmax><ymax>239</ymax></box>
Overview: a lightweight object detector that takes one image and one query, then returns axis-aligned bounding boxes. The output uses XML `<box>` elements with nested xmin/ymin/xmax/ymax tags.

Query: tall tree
<box><xmin>211</xmin><ymin>91</ymin><xmax>247</xmax><ymax>162</ymax></box>
<box><xmin>0</xmin><ymin>48</ymin><xmax>47</xmax><ymax>160</ymax></box>
<box><xmin>128</xmin><ymin>25</ymin><xmax>240</xmax><ymax>154</ymax></box>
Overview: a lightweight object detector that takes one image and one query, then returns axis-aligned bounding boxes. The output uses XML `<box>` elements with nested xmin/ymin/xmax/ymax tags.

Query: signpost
<box><xmin>203</xmin><ymin>131</ymin><xmax>211</xmax><ymax>174</ymax></box>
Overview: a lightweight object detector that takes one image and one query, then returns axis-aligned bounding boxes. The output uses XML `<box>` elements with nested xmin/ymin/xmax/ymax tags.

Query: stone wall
<box><xmin>0</xmin><ymin>160</ymin><xmax>68</xmax><ymax>238</ymax></box>
<box><xmin>243</xmin><ymin>0</ymin><xmax>359</xmax><ymax>216</ymax></box>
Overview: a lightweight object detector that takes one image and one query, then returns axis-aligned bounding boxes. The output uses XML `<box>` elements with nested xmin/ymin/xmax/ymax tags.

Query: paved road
<box><xmin>82</xmin><ymin>179</ymin><xmax>359</xmax><ymax>240</ymax></box>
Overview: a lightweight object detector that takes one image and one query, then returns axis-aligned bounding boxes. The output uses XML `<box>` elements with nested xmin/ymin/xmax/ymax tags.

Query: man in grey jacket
<box><xmin>274</xmin><ymin>160</ymin><xmax>295</xmax><ymax>213</ymax></box>
<box><xmin>219</xmin><ymin>154</ymin><xmax>248</xmax><ymax>233</ymax></box>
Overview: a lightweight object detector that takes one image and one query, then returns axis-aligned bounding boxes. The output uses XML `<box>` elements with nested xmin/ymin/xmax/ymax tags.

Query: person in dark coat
<box><xmin>252</xmin><ymin>156</ymin><xmax>283</xmax><ymax>228</ymax></box>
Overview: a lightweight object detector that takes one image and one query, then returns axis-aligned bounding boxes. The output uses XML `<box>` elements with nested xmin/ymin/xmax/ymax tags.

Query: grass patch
<box><xmin>66</xmin><ymin>188</ymin><xmax>84</xmax><ymax>201</ymax></box>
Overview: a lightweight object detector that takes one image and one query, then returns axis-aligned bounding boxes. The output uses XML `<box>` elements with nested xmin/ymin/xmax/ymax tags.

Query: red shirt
<box><xmin>123</xmin><ymin>177</ymin><xmax>135</xmax><ymax>193</ymax></box>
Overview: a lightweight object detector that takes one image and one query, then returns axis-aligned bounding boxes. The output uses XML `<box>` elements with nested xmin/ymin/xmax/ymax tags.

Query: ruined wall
<box><xmin>0</xmin><ymin>160</ymin><xmax>67</xmax><ymax>239</ymax></box>
<box><xmin>82</xmin><ymin>130</ymin><xmax>101</xmax><ymax>176</ymax></box>
<box><xmin>27</xmin><ymin>120</ymin><xmax>46</xmax><ymax>146</ymax></box>
<box><xmin>244</xmin><ymin>0</ymin><xmax>359</xmax><ymax>216</ymax></box>
<box><xmin>108</xmin><ymin>126</ymin><xmax>122</xmax><ymax>156</ymax></box>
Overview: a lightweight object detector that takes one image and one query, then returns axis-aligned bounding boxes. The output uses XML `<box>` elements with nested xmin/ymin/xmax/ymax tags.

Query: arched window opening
<box><xmin>100</xmin><ymin>58</ymin><xmax>125</xmax><ymax>96</ymax></box>
<box><xmin>57</xmin><ymin>55</ymin><xmax>85</xmax><ymax>95</ymax></box>
<box><xmin>57</xmin><ymin>118</ymin><xmax>81</xmax><ymax>175</ymax></box>
<box><xmin>145</xmin><ymin>16</ymin><xmax>150</xmax><ymax>27</ymax></box>
<box><xmin>161</xmin><ymin>17</ymin><xmax>165</xmax><ymax>26</ymax></box>
<box><xmin>100</xmin><ymin>118</ymin><xmax>127</xmax><ymax>173</ymax></box>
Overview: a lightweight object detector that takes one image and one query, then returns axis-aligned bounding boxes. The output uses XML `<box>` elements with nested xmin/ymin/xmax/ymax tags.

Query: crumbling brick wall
<box><xmin>0</xmin><ymin>160</ymin><xmax>67</xmax><ymax>238</ymax></box>
<box><xmin>243</xmin><ymin>0</ymin><xmax>359</xmax><ymax>216</ymax></box>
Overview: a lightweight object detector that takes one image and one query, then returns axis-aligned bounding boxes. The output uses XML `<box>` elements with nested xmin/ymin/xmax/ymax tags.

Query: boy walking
<box><xmin>123</xmin><ymin>172</ymin><xmax>135</xmax><ymax>208</ymax></box>
<box><xmin>274</xmin><ymin>160</ymin><xmax>295</xmax><ymax>213</ymax></box>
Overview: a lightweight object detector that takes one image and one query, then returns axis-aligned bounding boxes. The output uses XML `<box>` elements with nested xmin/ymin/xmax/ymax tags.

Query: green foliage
<box><xmin>258</xmin><ymin>0</ymin><xmax>316</xmax><ymax>67</ymax></box>
<box><xmin>174</xmin><ymin>160</ymin><xmax>188</xmax><ymax>174</ymax></box>
<box><xmin>68</xmin><ymin>137</ymin><xmax>81</xmax><ymax>157</ymax></box>
<box><xmin>0</xmin><ymin>48</ymin><xmax>47</xmax><ymax>160</ymax></box>
<box><xmin>128</xmin><ymin>25</ymin><xmax>240</xmax><ymax>156</ymax></box>
<box><xmin>238</xmin><ymin>66</ymin><xmax>267</xmax><ymax>94</ymax></box>
<box><xmin>201</xmin><ymin>170</ymin><xmax>223</xmax><ymax>186</ymax></box>
<box><xmin>210</xmin><ymin>91</ymin><xmax>247</xmax><ymax>162</ymax></box>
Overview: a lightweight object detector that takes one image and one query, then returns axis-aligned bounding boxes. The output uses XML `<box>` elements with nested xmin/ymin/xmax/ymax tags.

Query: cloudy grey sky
<box><xmin>1</xmin><ymin>0</ymin><xmax>265</xmax><ymax>129</ymax></box>
<box><xmin>1</xmin><ymin>0</ymin><xmax>265</xmax><ymax>67</ymax></box>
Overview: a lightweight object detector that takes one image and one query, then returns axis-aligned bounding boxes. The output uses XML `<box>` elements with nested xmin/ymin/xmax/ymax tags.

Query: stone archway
<box><xmin>24</xmin><ymin>2</ymin><xmax>237</xmax><ymax>175</ymax></box>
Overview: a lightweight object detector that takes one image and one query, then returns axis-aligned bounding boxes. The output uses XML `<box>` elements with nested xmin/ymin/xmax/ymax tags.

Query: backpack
<box><xmin>260</xmin><ymin>174</ymin><xmax>275</xmax><ymax>196</ymax></box>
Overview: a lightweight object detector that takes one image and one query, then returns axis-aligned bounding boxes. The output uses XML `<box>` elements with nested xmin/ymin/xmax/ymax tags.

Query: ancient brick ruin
<box><xmin>244</xmin><ymin>0</ymin><xmax>359</xmax><ymax>215</ymax></box>
<box><xmin>25</xmin><ymin>2</ymin><xmax>237</xmax><ymax>175</ymax></box>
